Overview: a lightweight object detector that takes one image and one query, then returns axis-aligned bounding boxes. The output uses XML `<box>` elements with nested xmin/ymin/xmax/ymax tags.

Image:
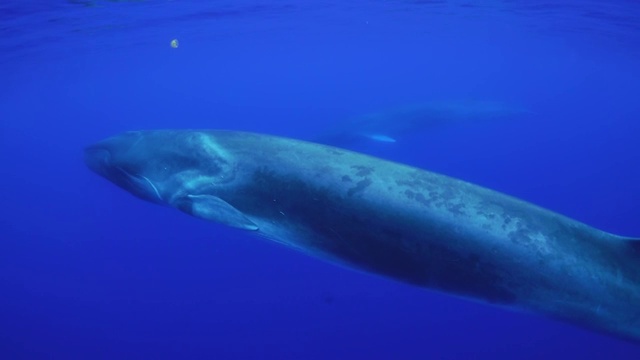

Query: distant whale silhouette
<box><xmin>85</xmin><ymin>129</ymin><xmax>640</xmax><ymax>343</ymax></box>
<box><xmin>316</xmin><ymin>100</ymin><xmax>528</xmax><ymax>146</ymax></box>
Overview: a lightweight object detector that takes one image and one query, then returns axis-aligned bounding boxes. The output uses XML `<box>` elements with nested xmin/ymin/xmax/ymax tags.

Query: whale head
<box><xmin>85</xmin><ymin>130</ymin><xmax>238</xmax><ymax>201</ymax></box>
<box><xmin>84</xmin><ymin>130</ymin><xmax>258</xmax><ymax>230</ymax></box>
<box><xmin>84</xmin><ymin>130</ymin><xmax>169</xmax><ymax>203</ymax></box>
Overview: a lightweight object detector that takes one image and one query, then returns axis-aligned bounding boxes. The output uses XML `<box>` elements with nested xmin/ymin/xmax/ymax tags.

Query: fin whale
<box><xmin>315</xmin><ymin>100</ymin><xmax>528</xmax><ymax>147</ymax></box>
<box><xmin>85</xmin><ymin>129</ymin><xmax>640</xmax><ymax>343</ymax></box>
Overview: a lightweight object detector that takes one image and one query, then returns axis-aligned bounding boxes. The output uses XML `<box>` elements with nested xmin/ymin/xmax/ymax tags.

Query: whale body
<box><xmin>315</xmin><ymin>100</ymin><xmax>528</xmax><ymax>147</ymax></box>
<box><xmin>84</xmin><ymin>129</ymin><xmax>640</xmax><ymax>342</ymax></box>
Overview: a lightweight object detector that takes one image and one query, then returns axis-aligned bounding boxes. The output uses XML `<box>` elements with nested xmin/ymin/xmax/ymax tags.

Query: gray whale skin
<box><xmin>85</xmin><ymin>130</ymin><xmax>640</xmax><ymax>343</ymax></box>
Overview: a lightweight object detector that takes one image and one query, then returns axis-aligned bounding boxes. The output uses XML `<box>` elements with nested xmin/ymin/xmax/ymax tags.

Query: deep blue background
<box><xmin>1</xmin><ymin>1</ymin><xmax>640</xmax><ymax>359</ymax></box>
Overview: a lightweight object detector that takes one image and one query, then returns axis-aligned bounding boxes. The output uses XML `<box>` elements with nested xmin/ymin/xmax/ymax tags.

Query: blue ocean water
<box><xmin>1</xmin><ymin>0</ymin><xmax>640</xmax><ymax>358</ymax></box>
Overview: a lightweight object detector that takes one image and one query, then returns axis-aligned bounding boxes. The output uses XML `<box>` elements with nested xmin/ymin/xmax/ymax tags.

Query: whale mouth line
<box><xmin>140</xmin><ymin>175</ymin><xmax>163</xmax><ymax>201</ymax></box>
<box><xmin>115</xmin><ymin>166</ymin><xmax>163</xmax><ymax>202</ymax></box>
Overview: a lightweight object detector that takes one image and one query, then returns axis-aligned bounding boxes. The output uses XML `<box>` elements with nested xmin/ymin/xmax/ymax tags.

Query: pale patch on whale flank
<box><xmin>196</xmin><ymin>132</ymin><xmax>233</xmax><ymax>162</ymax></box>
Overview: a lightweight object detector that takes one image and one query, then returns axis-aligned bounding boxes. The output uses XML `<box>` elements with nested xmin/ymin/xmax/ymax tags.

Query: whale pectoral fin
<box><xmin>173</xmin><ymin>194</ymin><xmax>259</xmax><ymax>231</ymax></box>
<box><xmin>365</xmin><ymin>134</ymin><xmax>397</xmax><ymax>143</ymax></box>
